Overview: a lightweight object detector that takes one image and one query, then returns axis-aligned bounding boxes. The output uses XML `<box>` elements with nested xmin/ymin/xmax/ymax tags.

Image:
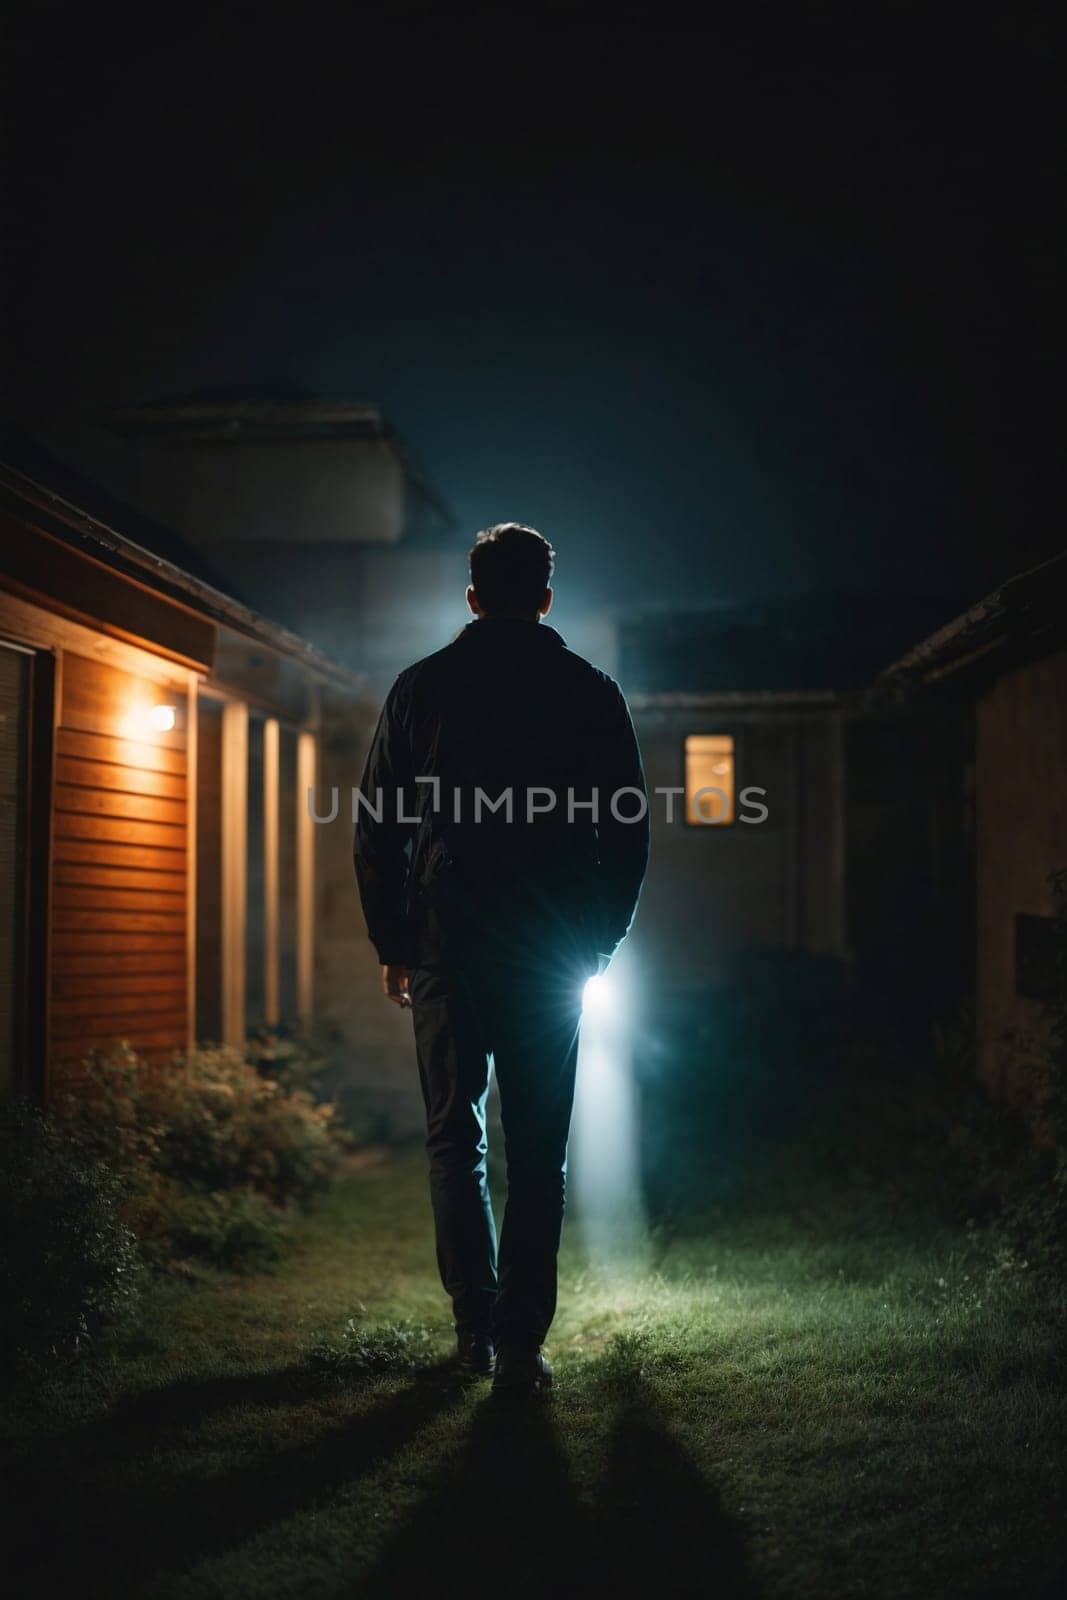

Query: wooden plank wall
<box><xmin>51</xmin><ymin>652</ymin><xmax>189</xmax><ymax>1079</ymax></box>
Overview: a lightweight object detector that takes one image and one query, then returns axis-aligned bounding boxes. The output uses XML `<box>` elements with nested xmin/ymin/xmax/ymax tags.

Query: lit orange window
<box><xmin>685</xmin><ymin>734</ymin><xmax>735</xmax><ymax>825</ymax></box>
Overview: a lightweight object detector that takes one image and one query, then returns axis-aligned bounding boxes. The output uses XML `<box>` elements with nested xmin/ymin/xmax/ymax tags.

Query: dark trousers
<box><xmin>409</xmin><ymin>943</ymin><xmax>584</xmax><ymax>1348</ymax></box>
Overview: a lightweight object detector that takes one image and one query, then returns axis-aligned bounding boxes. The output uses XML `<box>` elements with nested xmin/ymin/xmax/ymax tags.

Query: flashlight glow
<box><xmin>582</xmin><ymin>972</ymin><xmax>612</xmax><ymax>1018</ymax></box>
<box><xmin>573</xmin><ymin>951</ymin><xmax>648</xmax><ymax>1268</ymax></box>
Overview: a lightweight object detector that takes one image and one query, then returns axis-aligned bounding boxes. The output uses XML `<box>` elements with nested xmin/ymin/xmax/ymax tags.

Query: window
<box><xmin>685</xmin><ymin>734</ymin><xmax>735</xmax><ymax>825</ymax></box>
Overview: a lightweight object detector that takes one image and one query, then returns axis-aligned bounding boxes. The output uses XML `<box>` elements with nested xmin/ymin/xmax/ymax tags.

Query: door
<box><xmin>0</xmin><ymin>639</ymin><xmax>53</xmax><ymax>1099</ymax></box>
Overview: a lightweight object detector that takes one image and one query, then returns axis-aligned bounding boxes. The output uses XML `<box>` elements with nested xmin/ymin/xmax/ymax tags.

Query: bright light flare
<box><xmin>582</xmin><ymin>972</ymin><xmax>613</xmax><ymax>1018</ymax></box>
<box><xmin>121</xmin><ymin>701</ymin><xmax>177</xmax><ymax>739</ymax></box>
<box><xmin>573</xmin><ymin>952</ymin><xmax>648</xmax><ymax>1269</ymax></box>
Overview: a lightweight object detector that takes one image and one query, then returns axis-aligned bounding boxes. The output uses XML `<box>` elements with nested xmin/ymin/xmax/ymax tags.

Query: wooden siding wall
<box><xmin>51</xmin><ymin>653</ymin><xmax>189</xmax><ymax>1078</ymax></box>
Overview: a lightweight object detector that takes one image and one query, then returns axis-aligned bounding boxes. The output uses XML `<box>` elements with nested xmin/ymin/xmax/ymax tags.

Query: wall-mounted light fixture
<box><xmin>121</xmin><ymin>700</ymin><xmax>179</xmax><ymax>739</ymax></box>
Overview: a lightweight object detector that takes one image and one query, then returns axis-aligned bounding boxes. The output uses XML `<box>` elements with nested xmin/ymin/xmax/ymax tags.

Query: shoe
<box><xmin>491</xmin><ymin>1344</ymin><xmax>554</xmax><ymax>1395</ymax></box>
<box><xmin>456</xmin><ymin>1331</ymin><xmax>495</xmax><ymax>1376</ymax></box>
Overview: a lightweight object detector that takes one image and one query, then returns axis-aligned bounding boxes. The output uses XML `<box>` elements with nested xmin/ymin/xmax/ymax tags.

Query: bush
<box><xmin>245</xmin><ymin>1019</ymin><xmax>344</xmax><ymax>1099</ymax></box>
<box><xmin>129</xmin><ymin>1178</ymin><xmax>289</xmax><ymax>1271</ymax></box>
<box><xmin>0</xmin><ymin>1100</ymin><xmax>140</xmax><ymax>1374</ymax></box>
<box><xmin>56</xmin><ymin>1041</ymin><xmax>347</xmax><ymax>1271</ymax></box>
<box><xmin>62</xmin><ymin>1043</ymin><xmax>344</xmax><ymax>1207</ymax></box>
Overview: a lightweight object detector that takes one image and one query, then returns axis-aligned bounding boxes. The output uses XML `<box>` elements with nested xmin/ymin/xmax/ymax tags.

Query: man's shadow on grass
<box><xmin>6</xmin><ymin>1359</ymin><xmax>466</xmax><ymax>1597</ymax></box>
<box><xmin>356</xmin><ymin>1372</ymin><xmax>758</xmax><ymax>1599</ymax></box>
<box><xmin>8</xmin><ymin>1363</ymin><xmax>758</xmax><ymax>1599</ymax></box>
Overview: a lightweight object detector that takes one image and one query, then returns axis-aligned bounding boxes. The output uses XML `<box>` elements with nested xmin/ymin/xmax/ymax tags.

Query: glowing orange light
<box><xmin>121</xmin><ymin>701</ymin><xmax>178</xmax><ymax>738</ymax></box>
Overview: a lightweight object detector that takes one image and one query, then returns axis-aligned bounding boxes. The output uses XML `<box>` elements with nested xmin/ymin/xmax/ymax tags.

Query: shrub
<box><xmin>0</xmin><ymin>1100</ymin><xmax>140</xmax><ymax>1374</ymax></box>
<box><xmin>129</xmin><ymin>1177</ymin><xmax>289</xmax><ymax>1271</ymax></box>
<box><xmin>55</xmin><ymin>1041</ymin><xmax>347</xmax><ymax>1272</ymax></box>
<box><xmin>62</xmin><ymin>1044</ymin><xmax>344</xmax><ymax>1207</ymax></box>
<box><xmin>54</xmin><ymin>1041</ymin><xmax>163</xmax><ymax>1186</ymax></box>
<box><xmin>245</xmin><ymin>1019</ymin><xmax>344</xmax><ymax>1099</ymax></box>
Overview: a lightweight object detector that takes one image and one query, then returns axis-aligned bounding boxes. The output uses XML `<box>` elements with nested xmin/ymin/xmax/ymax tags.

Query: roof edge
<box><xmin>877</xmin><ymin>549</ymin><xmax>1067</xmax><ymax>695</ymax></box>
<box><xmin>108</xmin><ymin>397</ymin><xmax>459</xmax><ymax>538</ymax></box>
<box><xmin>0</xmin><ymin>460</ymin><xmax>367</xmax><ymax>693</ymax></box>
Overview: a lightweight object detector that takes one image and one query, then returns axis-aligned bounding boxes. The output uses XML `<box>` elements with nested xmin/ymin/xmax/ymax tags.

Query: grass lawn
<box><xmin>5</xmin><ymin>1147</ymin><xmax>1066</xmax><ymax>1599</ymax></box>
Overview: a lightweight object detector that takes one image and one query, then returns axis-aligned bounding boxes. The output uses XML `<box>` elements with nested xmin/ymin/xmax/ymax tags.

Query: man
<box><xmin>354</xmin><ymin>523</ymin><xmax>648</xmax><ymax>1393</ymax></box>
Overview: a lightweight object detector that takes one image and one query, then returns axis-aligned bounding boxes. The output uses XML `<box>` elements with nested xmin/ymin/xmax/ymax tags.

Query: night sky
<box><xmin>7</xmin><ymin>4</ymin><xmax>1059</xmax><ymax>632</ymax></box>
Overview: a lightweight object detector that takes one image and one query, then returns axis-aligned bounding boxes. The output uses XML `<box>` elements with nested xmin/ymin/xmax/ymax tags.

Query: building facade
<box><xmin>0</xmin><ymin>455</ymin><xmax>361</xmax><ymax>1101</ymax></box>
<box><xmin>880</xmin><ymin>551</ymin><xmax>1067</xmax><ymax>1105</ymax></box>
<box><xmin>620</xmin><ymin>598</ymin><xmax>974</xmax><ymax>1022</ymax></box>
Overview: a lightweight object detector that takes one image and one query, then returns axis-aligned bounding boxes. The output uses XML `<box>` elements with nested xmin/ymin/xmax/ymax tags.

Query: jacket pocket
<box><xmin>413</xmin><ymin>839</ymin><xmax>460</xmax><ymax>913</ymax></box>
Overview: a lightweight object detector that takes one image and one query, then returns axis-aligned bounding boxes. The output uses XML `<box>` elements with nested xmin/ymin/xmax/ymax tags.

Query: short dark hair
<box><xmin>468</xmin><ymin>523</ymin><xmax>555</xmax><ymax>616</ymax></box>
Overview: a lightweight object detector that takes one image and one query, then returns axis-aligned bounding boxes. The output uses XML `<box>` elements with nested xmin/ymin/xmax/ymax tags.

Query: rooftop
<box><xmin>618</xmin><ymin>592</ymin><xmax>955</xmax><ymax>696</ymax></box>
<box><xmin>0</xmin><ymin>432</ymin><xmax>365</xmax><ymax>691</ymax></box>
<box><xmin>108</xmin><ymin>383</ymin><xmax>457</xmax><ymax>541</ymax></box>
<box><xmin>878</xmin><ymin>550</ymin><xmax>1067</xmax><ymax>696</ymax></box>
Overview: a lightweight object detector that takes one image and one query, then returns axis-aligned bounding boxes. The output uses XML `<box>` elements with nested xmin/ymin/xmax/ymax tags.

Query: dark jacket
<box><xmin>354</xmin><ymin>617</ymin><xmax>649</xmax><ymax>967</ymax></box>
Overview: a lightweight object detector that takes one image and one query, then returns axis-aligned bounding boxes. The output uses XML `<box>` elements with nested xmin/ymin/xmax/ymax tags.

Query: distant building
<box><xmin>42</xmin><ymin>387</ymin><xmax>462</xmax><ymax>690</ymax></box>
<box><xmin>621</xmin><ymin>596</ymin><xmax>972</xmax><ymax>1017</ymax></box>
<box><xmin>879</xmin><ymin>551</ymin><xmax>1067</xmax><ymax>1106</ymax></box>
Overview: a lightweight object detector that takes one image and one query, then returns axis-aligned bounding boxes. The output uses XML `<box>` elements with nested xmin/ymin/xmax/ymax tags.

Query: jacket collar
<box><xmin>460</xmin><ymin>618</ymin><xmax>567</xmax><ymax>648</ymax></box>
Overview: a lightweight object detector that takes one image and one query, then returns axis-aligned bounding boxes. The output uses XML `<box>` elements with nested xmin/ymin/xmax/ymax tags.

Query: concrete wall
<box><xmin>976</xmin><ymin>648</ymin><xmax>1067</xmax><ymax>1100</ymax></box>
